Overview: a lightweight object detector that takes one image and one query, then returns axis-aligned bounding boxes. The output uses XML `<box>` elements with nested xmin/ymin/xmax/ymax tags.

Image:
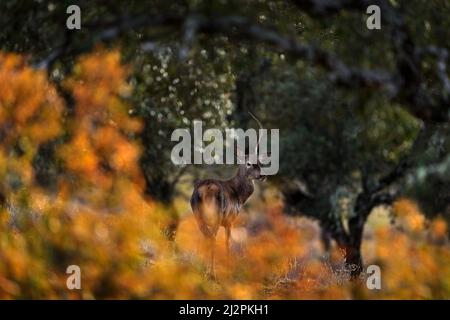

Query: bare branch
<box><xmin>33</xmin><ymin>8</ymin><xmax>449</xmax><ymax>122</ymax></box>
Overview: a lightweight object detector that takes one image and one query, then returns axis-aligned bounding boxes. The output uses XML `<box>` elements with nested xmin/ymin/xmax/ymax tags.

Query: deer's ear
<box><xmin>236</xmin><ymin>145</ymin><xmax>246</xmax><ymax>164</ymax></box>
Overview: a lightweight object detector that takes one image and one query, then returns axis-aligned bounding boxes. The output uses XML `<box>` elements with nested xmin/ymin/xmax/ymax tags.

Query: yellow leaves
<box><xmin>358</xmin><ymin>207</ymin><xmax>450</xmax><ymax>299</ymax></box>
<box><xmin>0</xmin><ymin>52</ymin><xmax>63</xmax><ymax>203</ymax></box>
<box><xmin>93</xmin><ymin>126</ymin><xmax>141</xmax><ymax>175</ymax></box>
<box><xmin>64</xmin><ymin>49</ymin><xmax>133</xmax><ymax>127</ymax></box>
<box><xmin>228</xmin><ymin>283</ymin><xmax>255</xmax><ymax>299</ymax></box>
<box><xmin>373</xmin><ymin>231</ymin><xmax>439</xmax><ymax>299</ymax></box>
<box><xmin>430</xmin><ymin>217</ymin><xmax>448</xmax><ymax>240</ymax></box>
<box><xmin>0</xmin><ymin>274</ymin><xmax>20</xmax><ymax>298</ymax></box>
<box><xmin>0</xmin><ymin>49</ymin><xmax>157</xmax><ymax>299</ymax></box>
<box><xmin>0</xmin><ymin>49</ymin><xmax>449</xmax><ymax>299</ymax></box>
<box><xmin>60</xmin><ymin>49</ymin><xmax>143</xmax><ymax>195</ymax></box>
<box><xmin>393</xmin><ymin>198</ymin><xmax>426</xmax><ymax>233</ymax></box>
<box><xmin>145</xmin><ymin>258</ymin><xmax>208</xmax><ymax>299</ymax></box>
<box><xmin>0</xmin><ymin>53</ymin><xmax>63</xmax><ymax>148</ymax></box>
<box><xmin>60</xmin><ymin>130</ymin><xmax>98</xmax><ymax>176</ymax></box>
<box><xmin>175</xmin><ymin>200</ymin><xmax>450</xmax><ymax>300</ymax></box>
<box><xmin>70</xmin><ymin>50</ymin><xmax>129</xmax><ymax>95</ymax></box>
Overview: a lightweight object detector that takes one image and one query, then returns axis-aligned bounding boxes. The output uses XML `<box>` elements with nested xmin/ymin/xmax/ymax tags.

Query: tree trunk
<box><xmin>344</xmin><ymin>194</ymin><xmax>373</xmax><ymax>278</ymax></box>
<box><xmin>344</xmin><ymin>242</ymin><xmax>364</xmax><ymax>278</ymax></box>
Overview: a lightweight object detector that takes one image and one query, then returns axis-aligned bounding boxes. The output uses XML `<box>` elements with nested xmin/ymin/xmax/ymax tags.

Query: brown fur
<box><xmin>190</xmin><ymin>158</ymin><xmax>265</xmax><ymax>278</ymax></box>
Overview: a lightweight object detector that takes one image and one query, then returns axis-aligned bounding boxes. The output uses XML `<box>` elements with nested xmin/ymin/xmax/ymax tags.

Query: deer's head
<box><xmin>235</xmin><ymin>112</ymin><xmax>270</xmax><ymax>181</ymax></box>
<box><xmin>236</xmin><ymin>154</ymin><xmax>267</xmax><ymax>181</ymax></box>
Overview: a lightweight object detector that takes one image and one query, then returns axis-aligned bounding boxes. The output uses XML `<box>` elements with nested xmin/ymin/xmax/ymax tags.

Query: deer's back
<box><xmin>190</xmin><ymin>179</ymin><xmax>241</xmax><ymax>227</ymax></box>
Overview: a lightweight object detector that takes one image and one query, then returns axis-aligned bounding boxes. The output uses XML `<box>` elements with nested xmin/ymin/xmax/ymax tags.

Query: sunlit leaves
<box><xmin>0</xmin><ymin>50</ymin><xmax>449</xmax><ymax>299</ymax></box>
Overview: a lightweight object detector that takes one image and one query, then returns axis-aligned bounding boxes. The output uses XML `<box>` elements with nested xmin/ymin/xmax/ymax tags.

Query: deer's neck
<box><xmin>228</xmin><ymin>173</ymin><xmax>254</xmax><ymax>205</ymax></box>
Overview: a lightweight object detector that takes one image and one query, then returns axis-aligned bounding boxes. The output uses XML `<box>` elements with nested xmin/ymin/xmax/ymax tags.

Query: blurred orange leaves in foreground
<box><xmin>0</xmin><ymin>50</ymin><xmax>449</xmax><ymax>299</ymax></box>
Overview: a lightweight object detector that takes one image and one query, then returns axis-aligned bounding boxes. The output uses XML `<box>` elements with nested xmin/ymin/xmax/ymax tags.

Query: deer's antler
<box><xmin>248</xmin><ymin>111</ymin><xmax>263</xmax><ymax>155</ymax></box>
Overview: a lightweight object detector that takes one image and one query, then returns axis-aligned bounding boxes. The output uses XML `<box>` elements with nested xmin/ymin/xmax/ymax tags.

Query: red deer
<box><xmin>190</xmin><ymin>113</ymin><xmax>267</xmax><ymax>278</ymax></box>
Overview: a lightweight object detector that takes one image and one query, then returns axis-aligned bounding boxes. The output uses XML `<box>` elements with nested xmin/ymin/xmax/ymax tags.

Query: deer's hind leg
<box><xmin>224</xmin><ymin>225</ymin><xmax>231</xmax><ymax>256</ymax></box>
<box><xmin>208</xmin><ymin>236</ymin><xmax>217</xmax><ymax>280</ymax></box>
<box><xmin>191</xmin><ymin>184</ymin><xmax>222</xmax><ymax>280</ymax></box>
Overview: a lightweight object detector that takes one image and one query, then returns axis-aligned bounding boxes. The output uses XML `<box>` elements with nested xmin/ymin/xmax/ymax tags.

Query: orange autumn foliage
<box><xmin>0</xmin><ymin>50</ymin><xmax>165</xmax><ymax>299</ymax></box>
<box><xmin>0</xmin><ymin>50</ymin><xmax>449</xmax><ymax>299</ymax></box>
<box><xmin>0</xmin><ymin>53</ymin><xmax>63</xmax><ymax>196</ymax></box>
<box><xmin>60</xmin><ymin>50</ymin><xmax>142</xmax><ymax>191</ymax></box>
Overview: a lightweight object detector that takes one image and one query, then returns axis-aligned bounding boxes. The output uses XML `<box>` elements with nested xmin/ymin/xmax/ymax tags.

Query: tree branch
<box><xmin>33</xmin><ymin>8</ymin><xmax>449</xmax><ymax>122</ymax></box>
